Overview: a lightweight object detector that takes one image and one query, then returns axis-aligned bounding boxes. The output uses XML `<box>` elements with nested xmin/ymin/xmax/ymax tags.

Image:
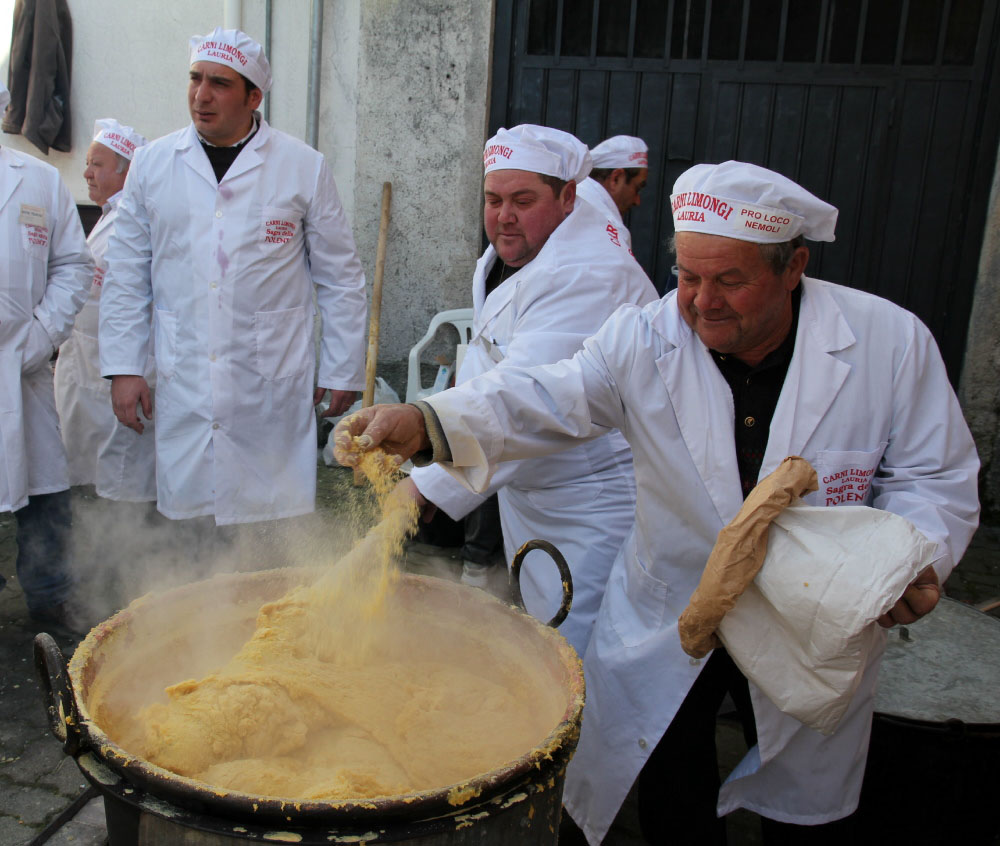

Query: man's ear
<box><xmin>561</xmin><ymin>180</ymin><xmax>577</xmax><ymax>215</ymax></box>
<box><xmin>248</xmin><ymin>87</ymin><xmax>264</xmax><ymax>110</ymax></box>
<box><xmin>785</xmin><ymin>245</ymin><xmax>810</xmax><ymax>289</ymax></box>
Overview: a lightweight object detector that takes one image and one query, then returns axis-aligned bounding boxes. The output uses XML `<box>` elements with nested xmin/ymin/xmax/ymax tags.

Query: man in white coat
<box><xmin>334</xmin><ymin>162</ymin><xmax>980</xmax><ymax>843</ymax></box>
<box><xmin>0</xmin><ymin>81</ymin><xmax>94</xmax><ymax>633</ymax></box>
<box><xmin>401</xmin><ymin>125</ymin><xmax>657</xmax><ymax>656</ymax></box>
<box><xmin>100</xmin><ymin>28</ymin><xmax>367</xmax><ymax>527</ymax></box>
<box><xmin>575</xmin><ymin>135</ymin><xmax>648</xmax><ymax>251</ymax></box>
<box><xmin>54</xmin><ymin>119</ymin><xmax>155</xmax><ymax>502</ymax></box>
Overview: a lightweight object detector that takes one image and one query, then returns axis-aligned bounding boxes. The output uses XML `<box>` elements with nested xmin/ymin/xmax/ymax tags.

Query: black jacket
<box><xmin>2</xmin><ymin>0</ymin><xmax>74</xmax><ymax>154</ymax></box>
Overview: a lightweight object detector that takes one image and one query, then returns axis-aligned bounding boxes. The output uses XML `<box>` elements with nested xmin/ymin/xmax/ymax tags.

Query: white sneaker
<box><xmin>461</xmin><ymin>561</ymin><xmax>491</xmax><ymax>588</ymax></box>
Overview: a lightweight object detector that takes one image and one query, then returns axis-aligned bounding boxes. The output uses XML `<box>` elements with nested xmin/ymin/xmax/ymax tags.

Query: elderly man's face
<box><xmin>484</xmin><ymin>170</ymin><xmax>575</xmax><ymax>268</ymax></box>
<box><xmin>188</xmin><ymin>61</ymin><xmax>262</xmax><ymax>147</ymax></box>
<box><xmin>83</xmin><ymin>142</ymin><xmax>127</xmax><ymax>206</ymax></box>
<box><xmin>675</xmin><ymin>231</ymin><xmax>808</xmax><ymax>366</ymax></box>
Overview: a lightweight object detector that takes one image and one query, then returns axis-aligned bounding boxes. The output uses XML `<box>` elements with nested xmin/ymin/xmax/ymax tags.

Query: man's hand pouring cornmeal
<box><xmin>334</xmin><ymin>406</ymin><xmax>432</xmax><ymax>468</ymax></box>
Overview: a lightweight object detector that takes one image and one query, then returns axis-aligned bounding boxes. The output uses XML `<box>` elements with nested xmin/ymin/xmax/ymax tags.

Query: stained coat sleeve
<box><xmin>306</xmin><ymin>158</ymin><xmax>367</xmax><ymax>391</ymax></box>
<box><xmin>99</xmin><ymin>158</ymin><xmax>153</xmax><ymax>377</ymax></box>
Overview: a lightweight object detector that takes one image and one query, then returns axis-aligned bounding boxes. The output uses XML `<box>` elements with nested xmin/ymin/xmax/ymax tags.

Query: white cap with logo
<box><xmin>484</xmin><ymin>125</ymin><xmax>592</xmax><ymax>183</ymax></box>
<box><xmin>590</xmin><ymin>135</ymin><xmax>649</xmax><ymax>169</ymax></box>
<box><xmin>671</xmin><ymin>161</ymin><xmax>837</xmax><ymax>244</ymax></box>
<box><xmin>92</xmin><ymin>119</ymin><xmax>147</xmax><ymax>160</ymax></box>
<box><xmin>190</xmin><ymin>27</ymin><xmax>272</xmax><ymax>94</ymax></box>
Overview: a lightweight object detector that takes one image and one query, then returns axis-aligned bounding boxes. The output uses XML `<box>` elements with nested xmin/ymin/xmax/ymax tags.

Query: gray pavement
<box><xmin>0</xmin><ymin>516</ymin><xmax>103</xmax><ymax>846</ymax></box>
<box><xmin>1</xmin><ymin>470</ymin><xmax>998</xmax><ymax>845</ymax></box>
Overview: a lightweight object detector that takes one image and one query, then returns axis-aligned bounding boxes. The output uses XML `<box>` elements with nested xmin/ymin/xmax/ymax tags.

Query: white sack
<box><xmin>719</xmin><ymin>503</ymin><xmax>937</xmax><ymax>735</ymax></box>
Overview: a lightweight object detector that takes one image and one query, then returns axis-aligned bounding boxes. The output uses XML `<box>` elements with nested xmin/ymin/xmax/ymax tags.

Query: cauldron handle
<box><xmin>33</xmin><ymin>633</ymin><xmax>83</xmax><ymax>756</ymax></box>
<box><xmin>510</xmin><ymin>539</ymin><xmax>573</xmax><ymax>629</ymax></box>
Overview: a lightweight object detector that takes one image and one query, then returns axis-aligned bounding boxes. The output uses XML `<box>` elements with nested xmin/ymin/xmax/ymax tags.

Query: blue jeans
<box><xmin>12</xmin><ymin>490</ymin><xmax>74</xmax><ymax>612</ymax></box>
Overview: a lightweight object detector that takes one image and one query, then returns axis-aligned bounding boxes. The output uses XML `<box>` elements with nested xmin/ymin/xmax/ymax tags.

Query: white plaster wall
<box><xmin>0</xmin><ymin>0</ymin><xmax>488</xmax><ymax>369</ymax></box>
<box><xmin>352</xmin><ymin>0</ymin><xmax>492</xmax><ymax>363</ymax></box>
<box><xmin>0</xmin><ymin>1</ymin><xmax>358</xmax><ymax>217</ymax></box>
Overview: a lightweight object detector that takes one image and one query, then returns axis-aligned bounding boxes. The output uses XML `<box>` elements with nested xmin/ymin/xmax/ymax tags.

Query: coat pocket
<box><xmin>21</xmin><ymin>319</ymin><xmax>54</xmax><ymax>374</ymax></box>
<box><xmin>812</xmin><ymin>444</ymin><xmax>887</xmax><ymax>507</ymax></box>
<box><xmin>21</xmin><ymin>223</ymin><xmax>50</xmax><ymax>259</ymax></box>
<box><xmin>253</xmin><ymin>305</ymin><xmax>311</xmax><ymax>381</ymax></box>
<box><xmin>608</xmin><ymin>548</ymin><xmax>671</xmax><ymax>648</ymax></box>
<box><xmin>153</xmin><ymin>308</ymin><xmax>178</xmax><ymax>380</ymax></box>
<box><xmin>257</xmin><ymin>207</ymin><xmax>303</xmax><ymax>255</ymax></box>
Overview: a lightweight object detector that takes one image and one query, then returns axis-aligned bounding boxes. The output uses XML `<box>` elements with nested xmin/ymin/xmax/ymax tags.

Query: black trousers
<box><xmin>637</xmin><ymin>649</ymin><xmax>859</xmax><ymax>845</ymax></box>
<box><xmin>460</xmin><ymin>494</ymin><xmax>503</xmax><ymax>565</ymax></box>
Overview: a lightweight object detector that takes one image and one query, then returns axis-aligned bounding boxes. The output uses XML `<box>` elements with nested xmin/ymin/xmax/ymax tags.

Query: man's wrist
<box><xmin>411</xmin><ymin>401</ymin><xmax>451</xmax><ymax>464</ymax></box>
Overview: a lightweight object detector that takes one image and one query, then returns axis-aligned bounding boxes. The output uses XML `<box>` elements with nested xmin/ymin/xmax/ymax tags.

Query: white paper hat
<box><xmin>591</xmin><ymin>135</ymin><xmax>649</xmax><ymax>169</ymax></box>
<box><xmin>190</xmin><ymin>27</ymin><xmax>272</xmax><ymax>94</ymax></box>
<box><xmin>92</xmin><ymin>118</ymin><xmax>147</xmax><ymax>160</ymax></box>
<box><xmin>484</xmin><ymin>125</ymin><xmax>592</xmax><ymax>183</ymax></box>
<box><xmin>671</xmin><ymin>161</ymin><xmax>837</xmax><ymax>243</ymax></box>
<box><xmin>0</xmin><ymin>81</ymin><xmax>9</xmax><ymax>116</ymax></box>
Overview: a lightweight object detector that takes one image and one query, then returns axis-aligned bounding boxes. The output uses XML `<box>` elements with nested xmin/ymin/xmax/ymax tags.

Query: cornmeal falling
<box><xmin>107</xmin><ymin>447</ymin><xmax>565</xmax><ymax>802</ymax></box>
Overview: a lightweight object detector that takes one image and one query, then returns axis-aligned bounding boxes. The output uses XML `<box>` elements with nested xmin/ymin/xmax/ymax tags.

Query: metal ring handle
<box><xmin>510</xmin><ymin>539</ymin><xmax>573</xmax><ymax>629</ymax></box>
<box><xmin>33</xmin><ymin>633</ymin><xmax>83</xmax><ymax>756</ymax></box>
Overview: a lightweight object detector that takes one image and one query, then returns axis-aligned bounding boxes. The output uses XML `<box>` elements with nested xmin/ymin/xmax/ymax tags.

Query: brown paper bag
<box><xmin>678</xmin><ymin>456</ymin><xmax>818</xmax><ymax>657</ymax></box>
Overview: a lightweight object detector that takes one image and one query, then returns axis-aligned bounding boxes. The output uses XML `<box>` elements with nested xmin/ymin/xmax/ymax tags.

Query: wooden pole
<box><xmin>354</xmin><ymin>181</ymin><xmax>392</xmax><ymax>485</ymax></box>
<box><xmin>363</xmin><ymin>181</ymin><xmax>392</xmax><ymax>408</ymax></box>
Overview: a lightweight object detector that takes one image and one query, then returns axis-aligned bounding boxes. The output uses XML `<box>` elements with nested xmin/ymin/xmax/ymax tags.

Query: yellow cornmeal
<box><xmin>118</xmin><ymin>448</ymin><xmax>559</xmax><ymax>801</ymax></box>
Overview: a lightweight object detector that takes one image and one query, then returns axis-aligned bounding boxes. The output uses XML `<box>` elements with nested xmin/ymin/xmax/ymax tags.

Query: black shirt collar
<box><xmin>200</xmin><ymin>120</ymin><xmax>259</xmax><ymax>183</ymax></box>
<box><xmin>710</xmin><ymin>284</ymin><xmax>802</xmax><ymax>375</ymax></box>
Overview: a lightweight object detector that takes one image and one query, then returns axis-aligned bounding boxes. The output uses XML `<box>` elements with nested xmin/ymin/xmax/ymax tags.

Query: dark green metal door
<box><xmin>490</xmin><ymin>0</ymin><xmax>1000</xmax><ymax>381</ymax></box>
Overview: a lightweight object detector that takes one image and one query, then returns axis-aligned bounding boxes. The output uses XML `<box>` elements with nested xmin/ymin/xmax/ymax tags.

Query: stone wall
<box><xmin>960</xmin><ymin>142</ymin><xmax>1000</xmax><ymax>523</ymax></box>
<box><xmin>352</xmin><ymin>0</ymin><xmax>492</xmax><ymax>363</ymax></box>
<box><xmin>0</xmin><ymin>2</ymin><xmax>333</xmax><ymax>204</ymax></box>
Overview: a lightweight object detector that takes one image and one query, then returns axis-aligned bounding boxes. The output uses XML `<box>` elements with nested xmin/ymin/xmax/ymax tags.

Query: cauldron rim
<box><xmin>66</xmin><ymin>567</ymin><xmax>585</xmax><ymax>826</ymax></box>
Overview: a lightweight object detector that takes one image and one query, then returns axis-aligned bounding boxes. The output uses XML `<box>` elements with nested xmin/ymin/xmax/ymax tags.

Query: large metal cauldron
<box><xmin>35</xmin><ymin>544</ymin><xmax>583</xmax><ymax>845</ymax></box>
<box><xmin>856</xmin><ymin>596</ymin><xmax>1000</xmax><ymax>843</ymax></box>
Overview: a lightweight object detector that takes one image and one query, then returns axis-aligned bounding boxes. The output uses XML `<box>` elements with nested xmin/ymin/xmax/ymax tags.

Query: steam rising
<box><xmin>76</xmin><ymin>452</ymin><xmax>571</xmax><ymax>803</ymax></box>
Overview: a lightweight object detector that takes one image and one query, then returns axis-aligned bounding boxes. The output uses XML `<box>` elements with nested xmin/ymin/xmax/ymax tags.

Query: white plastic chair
<box><xmin>406</xmin><ymin>308</ymin><xmax>475</xmax><ymax>403</ymax></box>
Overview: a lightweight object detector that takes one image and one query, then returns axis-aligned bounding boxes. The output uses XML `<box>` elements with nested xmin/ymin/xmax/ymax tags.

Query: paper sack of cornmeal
<box><xmin>678</xmin><ymin>456</ymin><xmax>937</xmax><ymax>734</ymax></box>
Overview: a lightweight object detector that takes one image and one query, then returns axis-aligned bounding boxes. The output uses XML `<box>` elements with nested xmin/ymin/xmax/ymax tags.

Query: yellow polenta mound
<box><xmin>108</xmin><ymin>450</ymin><xmax>563</xmax><ymax>801</ymax></box>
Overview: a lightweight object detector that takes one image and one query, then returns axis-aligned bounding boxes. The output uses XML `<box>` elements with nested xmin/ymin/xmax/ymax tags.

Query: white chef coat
<box><xmin>575</xmin><ymin>176</ymin><xmax>631</xmax><ymax>251</ymax></box>
<box><xmin>421</xmin><ymin>277</ymin><xmax>980</xmax><ymax>842</ymax></box>
<box><xmin>411</xmin><ymin>197</ymin><xmax>657</xmax><ymax>655</ymax></box>
<box><xmin>99</xmin><ymin>120</ymin><xmax>367</xmax><ymax>525</ymax></box>
<box><xmin>53</xmin><ymin>191</ymin><xmax>157</xmax><ymax>500</ymax></box>
<box><xmin>0</xmin><ymin>148</ymin><xmax>93</xmax><ymax>512</ymax></box>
